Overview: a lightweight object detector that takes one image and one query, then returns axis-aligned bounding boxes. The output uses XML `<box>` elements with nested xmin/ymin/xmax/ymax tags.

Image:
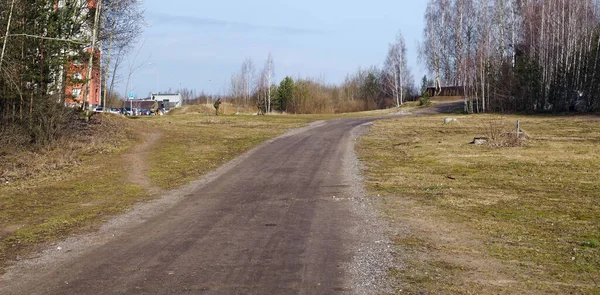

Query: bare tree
<box><xmin>83</xmin><ymin>0</ymin><xmax>103</xmax><ymax>111</ymax></box>
<box><xmin>265</xmin><ymin>53</ymin><xmax>274</xmax><ymax>113</ymax></box>
<box><xmin>420</xmin><ymin>0</ymin><xmax>448</xmax><ymax>95</ymax></box>
<box><xmin>384</xmin><ymin>30</ymin><xmax>410</xmax><ymax>107</ymax></box>
<box><xmin>100</xmin><ymin>0</ymin><xmax>144</xmax><ymax>109</ymax></box>
<box><xmin>240</xmin><ymin>58</ymin><xmax>255</xmax><ymax>106</ymax></box>
<box><xmin>0</xmin><ymin>0</ymin><xmax>16</xmax><ymax>72</ymax></box>
<box><xmin>124</xmin><ymin>39</ymin><xmax>149</xmax><ymax>99</ymax></box>
<box><xmin>256</xmin><ymin>67</ymin><xmax>267</xmax><ymax>114</ymax></box>
<box><xmin>229</xmin><ymin>72</ymin><xmax>243</xmax><ymax>104</ymax></box>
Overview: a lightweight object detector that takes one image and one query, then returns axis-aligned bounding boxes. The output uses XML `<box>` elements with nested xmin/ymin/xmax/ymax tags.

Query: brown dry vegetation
<box><xmin>169</xmin><ymin>102</ymin><xmax>256</xmax><ymax>116</ymax></box>
<box><xmin>358</xmin><ymin>114</ymin><xmax>600</xmax><ymax>294</ymax></box>
<box><xmin>0</xmin><ymin>113</ymin><xmax>133</xmax><ymax>183</ymax></box>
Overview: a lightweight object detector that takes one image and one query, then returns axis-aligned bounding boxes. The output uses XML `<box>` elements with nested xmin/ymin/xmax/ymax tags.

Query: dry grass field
<box><xmin>357</xmin><ymin>114</ymin><xmax>600</xmax><ymax>294</ymax></box>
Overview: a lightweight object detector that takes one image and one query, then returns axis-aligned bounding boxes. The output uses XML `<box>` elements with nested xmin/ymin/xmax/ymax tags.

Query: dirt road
<box><xmin>0</xmin><ymin>102</ymin><xmax>461</xmax><ymax>295</ymax></box>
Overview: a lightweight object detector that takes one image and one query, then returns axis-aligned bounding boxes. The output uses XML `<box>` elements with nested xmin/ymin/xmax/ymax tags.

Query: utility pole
<box><xmin>84</xmin><ymin>0</ymin><xmax>103</xmax><ymax>111</ymax></box>
<box><xmin>102</xmin><ymin>0</ymin><xmax>121</xmax><ymax>111</ymax></box>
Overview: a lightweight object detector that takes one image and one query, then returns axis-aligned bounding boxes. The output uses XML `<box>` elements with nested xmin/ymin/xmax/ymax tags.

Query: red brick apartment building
<box><xmin>64</xmin><ymin>49</ymin><xmax>101</xmax><ymax>106</ymax></box>
<box><xmin>59</xmin><ymin>0</ymin><xmax>101</xmax><ymax>107</ymax></box>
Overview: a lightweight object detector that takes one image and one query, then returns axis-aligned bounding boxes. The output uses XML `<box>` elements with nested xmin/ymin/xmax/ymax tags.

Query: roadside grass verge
<box><xmin>357</xmin><ymin>114</ymin><xmax>600</xmax><ymax>294</ymax></box>
<box><xmin>0</xmin><ymin>113</ymin><xmax>145</xmax><ymax>269</ymax></box>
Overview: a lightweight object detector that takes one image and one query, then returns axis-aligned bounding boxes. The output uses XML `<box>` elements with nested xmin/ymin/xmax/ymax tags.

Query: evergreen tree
<box><xmin>420</xmin><ymin>75</ymin><xmax>428</xmax><ymax>95</ymax></box>
<box><xmin>360</xmin><ymin>72</ymin><xmax>380</xmax><ymax>110</ymax></box>
<box><xmin>276</xmin><ymin>76</ymin><xmax>294</xmax><ymax>112</ymax></box>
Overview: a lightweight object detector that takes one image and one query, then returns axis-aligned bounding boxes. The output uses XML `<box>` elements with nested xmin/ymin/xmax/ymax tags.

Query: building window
<box><xmin>72</xmin><ymin>88</ymin><xmax>82</xmax><ymax>98</ymax></box>
<box><xmin>73</xmin><ymin>72</ymin><xmax>83</xmax><ymax>80</ymax></box>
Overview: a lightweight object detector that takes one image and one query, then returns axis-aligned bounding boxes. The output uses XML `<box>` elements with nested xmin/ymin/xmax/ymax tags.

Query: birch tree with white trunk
<box><xmin>265</xmin><ymin>53</ymin><xmax>274</xmax><ymax>113</ymax></box>
<box><xmin>240</xmin><ymin>58</ymin><xmax>255</xmax><ymax>106</ymax></box>
<box><xmin>384</xmin><ymin>31</ymin><xmax>409</xmax><ymax>107</ymax></box>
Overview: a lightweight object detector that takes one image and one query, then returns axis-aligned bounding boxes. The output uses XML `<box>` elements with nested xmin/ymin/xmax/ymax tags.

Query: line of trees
<box><xmin>421</xmin><ymin>0</ymin><xmax>600</xmax><ymax>113</ymax></box>
<box><xmin>227</xmin><ymin>31</ymin><xmax>416</xmax><ymax>114</ymax></box>
<box><xmin>0</xmin><ymin>0</ymin><xmax>144</xmax><ymax>144</ymax></box>
<box><xmin>228</xmin><ymin>65</ymin><xmax>417</xmax><ymax>115</ymax></box>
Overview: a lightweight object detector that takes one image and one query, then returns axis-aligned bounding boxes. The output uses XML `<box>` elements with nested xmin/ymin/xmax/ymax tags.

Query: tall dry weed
<box><xmin>483</xmin><ymin>116</ymin><xmax>524</xmax><ymax>147</ymax></box>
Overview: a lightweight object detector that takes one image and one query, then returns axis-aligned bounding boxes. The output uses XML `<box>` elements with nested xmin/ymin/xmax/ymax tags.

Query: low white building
<box><xmin>152</xmin><ymin>93</ymin><xmax>182</xmax><ymax>109</ymax></box>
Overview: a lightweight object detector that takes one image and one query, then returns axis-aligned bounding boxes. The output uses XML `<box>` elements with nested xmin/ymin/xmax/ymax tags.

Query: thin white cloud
<box><xmin>148</xmin><ymin>12</ymin><xmax>327</xmax><ymax>36</ymax></box>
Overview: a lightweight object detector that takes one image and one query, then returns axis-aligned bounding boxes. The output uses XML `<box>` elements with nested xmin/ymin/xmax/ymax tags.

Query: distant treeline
<box><xmin>224</xmin><ymin>36</ymin><xmax>418</xmax><ymax>115</ymax></box>
<box><xmin>184</xmin><ymin>71</ymin><xmax>419</xmax><ymax>114</ymax></box>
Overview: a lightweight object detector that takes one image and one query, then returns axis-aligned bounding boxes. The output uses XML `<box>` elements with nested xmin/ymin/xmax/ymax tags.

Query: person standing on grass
<box><xmin>214</xmin><ymin>98</ymin><xmax>222</xmax><ymax>116</ymax></box>
<box><xmin>152</xmin><ymin>100</ymin><xmax>159</xmax><ymax>116</ymax></box>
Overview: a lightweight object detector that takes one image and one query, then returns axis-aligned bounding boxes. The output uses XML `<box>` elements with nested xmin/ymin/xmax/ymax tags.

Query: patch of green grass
<box><xmin>581</xmin><ymin>239</ymin><xmax>600</xmax><ymax>248</ymax></box>
<box><xmin>358</xmin><ymin>114</ymin><xmax>600</xmax><ymax>294</ymax></box>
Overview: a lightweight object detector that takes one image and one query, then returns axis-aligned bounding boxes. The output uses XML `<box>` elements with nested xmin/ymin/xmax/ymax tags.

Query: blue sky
<box><xmin>122</xmin><ymin>0</ymin><xmax>427</xmax><ymax>97</ymax></box>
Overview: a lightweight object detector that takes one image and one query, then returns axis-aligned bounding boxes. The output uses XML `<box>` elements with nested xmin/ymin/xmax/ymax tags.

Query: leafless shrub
<box><xmin>483</xmin><ymin>116</ymin><xmax>524</xmax><ymax>147</ymax></box>
<box><xmin>0</xmin><ymin>124</ymin><xmax>30</xmax><ymax>150</ymax></box>
<box><xmin>484</xmin><ymin>116</ymin><xmax>508</xmax><ymax>142</ymax></box>
<box><xmin>27</xmin><ymin>102</ymin><xmax>78</xmax><ymax>146</ymax></box>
